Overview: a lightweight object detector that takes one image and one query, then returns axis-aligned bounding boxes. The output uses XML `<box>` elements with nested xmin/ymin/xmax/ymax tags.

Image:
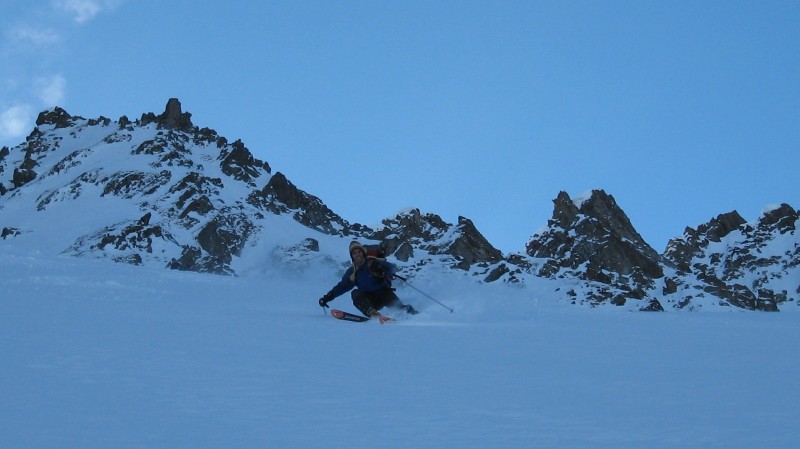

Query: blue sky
<box><xmin>2</xmin><ymin>1</ymin><xmax>798</xmax><ymax>253</ymax></box>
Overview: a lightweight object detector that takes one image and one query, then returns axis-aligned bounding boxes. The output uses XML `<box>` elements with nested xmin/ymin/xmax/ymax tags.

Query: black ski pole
<box><xmin>393</xmin><ymin>275</ymin><xmax>454</xmax><ymax>313</ymax></box>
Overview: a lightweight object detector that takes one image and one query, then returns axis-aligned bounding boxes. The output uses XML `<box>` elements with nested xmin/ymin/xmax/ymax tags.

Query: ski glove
<box><xmin>319</xmin><ymin>294</ymin><xmax>333</xmax><ymax>308</ymax></box>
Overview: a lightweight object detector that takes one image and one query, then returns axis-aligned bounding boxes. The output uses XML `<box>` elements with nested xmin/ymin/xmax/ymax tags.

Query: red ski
<box><xmin>331</xmin><ymin>309</ymin><xmax>391</xmax><ymax>324</ymax></box>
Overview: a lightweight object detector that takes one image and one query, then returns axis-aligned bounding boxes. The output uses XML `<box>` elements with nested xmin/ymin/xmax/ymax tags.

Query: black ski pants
<box><xmin>351</xmin><ymin>287</ymin><xmax>402</xmax><ymax>316</ymax></box>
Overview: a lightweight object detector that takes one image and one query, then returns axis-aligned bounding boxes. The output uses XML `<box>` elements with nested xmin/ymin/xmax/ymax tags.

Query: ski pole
<box><xmin>393</xmin><ymin>275</ymin><xmax>455</xmax><ymax>313</ymax></box>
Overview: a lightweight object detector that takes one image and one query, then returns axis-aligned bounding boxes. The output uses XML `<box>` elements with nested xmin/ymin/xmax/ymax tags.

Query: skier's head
<box><xmin>349</xmin><ymin>241</ymin><xmax>366</xmax><ymax>261</ymax></box>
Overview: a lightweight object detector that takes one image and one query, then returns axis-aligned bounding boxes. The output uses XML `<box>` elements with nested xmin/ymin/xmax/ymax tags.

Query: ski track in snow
<box><xmin>1</xmin><ymin>254</ymin><xmax>799</xmax><ymax>449</ymax></box>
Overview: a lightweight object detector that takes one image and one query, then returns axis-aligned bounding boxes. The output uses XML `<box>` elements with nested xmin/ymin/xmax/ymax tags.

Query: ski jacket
<box><xmin>327</xmin><ymin>258</ymin><xmax>397</xmax><ymax>299</ymax></box>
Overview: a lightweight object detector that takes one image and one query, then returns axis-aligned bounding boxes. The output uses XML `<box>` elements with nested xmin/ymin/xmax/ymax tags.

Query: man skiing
<box><xmin>318</xmin><ymin>241</ymin><xmax>418</xmax><ymax>321</ymax></box>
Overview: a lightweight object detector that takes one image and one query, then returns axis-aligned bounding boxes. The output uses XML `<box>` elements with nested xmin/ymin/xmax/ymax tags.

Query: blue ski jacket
<box><xmin>327</xmin><ymin>258</ymin><xmax>397</xmax><ymax>299</ymax></box>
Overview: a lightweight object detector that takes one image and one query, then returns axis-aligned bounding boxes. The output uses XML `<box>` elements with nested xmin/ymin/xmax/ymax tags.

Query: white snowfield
<box><xmin>2</xmin><ymin>249</ymin><xmax>798</xmax><ymax>449</ymax></box>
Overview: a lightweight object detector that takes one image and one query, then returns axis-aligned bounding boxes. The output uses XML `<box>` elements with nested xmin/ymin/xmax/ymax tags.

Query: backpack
<box><xmin>362</xmin><ymin>243</ymin><xmax>387</xmax><ymax>259</ymax></box>
<box><xmin>363</xmin><ymin>243</ymin><xmax>391</xmax><ymax>280</ymax></box>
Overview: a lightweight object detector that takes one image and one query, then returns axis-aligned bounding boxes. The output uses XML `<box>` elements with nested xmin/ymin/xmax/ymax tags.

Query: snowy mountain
<box><xmin>662</xmin><ymin>205</ymin><xmax>799</xmax><ymax>311</ymax></box>
<box><xmin>1</xmin><ymin>99</ymin><xmax>797</xmax><ymax>311</ymax></box>
<box><xmin>523</xmin><ymin>190</ymin><xmax>799</xmax><ymax>311</ymax></box>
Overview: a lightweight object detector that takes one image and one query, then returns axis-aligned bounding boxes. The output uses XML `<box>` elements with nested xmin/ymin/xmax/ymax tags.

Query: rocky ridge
<box><xmin>0</xmin><ymin>100</ymin><xmax>796</xmax><ymax>311</ymax></box>
<box><xmin>522</xmin><ymin>190</ymin><xmax>797</xmax><ymax>311</ymax></box>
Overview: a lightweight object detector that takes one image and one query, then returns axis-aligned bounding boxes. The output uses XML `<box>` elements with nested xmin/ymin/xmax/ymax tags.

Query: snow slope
<box><xmin>2</xmin><ymin>248</ymin><xmax>798</xmax><ymax>449</ymax></box>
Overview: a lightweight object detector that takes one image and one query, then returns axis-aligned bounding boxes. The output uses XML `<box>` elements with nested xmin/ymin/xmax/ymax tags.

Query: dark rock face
<box><xmin>523</xmin><ymin>192</ymin><xmax>798</xmax><ymax>310</ymax></box>
<box><xmin>249</xmin><ymin>172</ymin><xmax>356</xmax><ymax>236</ymax></box>
<box><xmin>662</xmin><ymin>204</ymin><xmax>799</xmax><ymax>311</ymax></box>
<box><xmin>448</xmin><ymin>217</ymin><xmax>504</xmax><ymax>270</ymax></box>
<box><xmin>1</xmin><ymin>227</ymin><xmax>21</xmax><ymax>239</ymax></box>
<box><xmin>641</xmin><ymin>299</ymin><xmax>665</xmax><ymax>312</ymax></box>
<box><xmin>65</xmin><ymin>213</ymin><xmax>178</xmax><ymax>266</ymax></box>
<box><xmin>12</xmin><ymin>167</ymin><xmax>37</xmax><ymax>188</ymax></box>
<box><xmin>9</xmin><ymin>131</ymin><xmax>52</xmax><ymax>188</ymax></box>
<box><xmin>160</xmin><ymin>98</ymin><xmax>193</xmax><ymax>130</ymax></box>
<box><xmin>484</xmin><ymin>263</ymin><xmax>510</xmax><ymax>283</ymax></box>
<box><xmin>219</xmin><ymin>139</ymin><xmax>271</xmax><ymax>186</ymax></box>
<box><xmin>373</xmin><ymin>208</ymin><xmax>449</xmax><ymax>248</ymax></box>
<box><xmin>140</xmin><ymin>98</ymin><xmax>194</xmax><ymax>131</ymax></box>
<box><xmin>168</xmin><ymin>245</ymin><xmax>234</xmax><ymax>275</ymax></box>
<box><xmin>371</xmin><ymin>208</ymin><xmax>503</xmax><ymax>271</ymax></box>
<box><xmin>36</xmin><ymin>107</ymin><xmax>78</xmax><ymax>129</ymax></box>
<box><xmin>131</xmin><ymin>132</ymin><xmax>195</xmax><ymax>168</ymax></box>
<box><xmin>165</xmin><ymin>172</ymin><xmax>223</xmax><ymax>222</ymax></box>
<box><xmin>196</xmin><ymin>211</ymin><xmax>255</xmax><ymax>264</ymax></box>
<box><xmin>760</xmin><ymin>204</ymin><xmax>798</xmax><ymax>234</ymax></box>
<box><xmin>101</xmin><ymin>171</ymin><xmax>172</xmax><ymax>199</ymax></box>
<box><xmin>526</xmin><ymin>190</ymin><xmax>663</xmax><ymax>305</ymax></box>
<box><xmin>664</xmin><ymin>211</ymin><xmax>747</xmax><ymax>273</ymax></box>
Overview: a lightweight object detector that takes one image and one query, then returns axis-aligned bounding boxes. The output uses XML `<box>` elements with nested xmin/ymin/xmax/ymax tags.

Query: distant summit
<box><xmin>526</xmin><ymin>190</ymin><xmax>664</xmax><ymax>307</ymax></box>
<box><xmin>662</xmin><ymin>204</ymin><xmax>799</xmax><ymax>311</ymax></box>
<box><xmin>1</xmin><ymin>99</ymin><xmax>797</xmax><ymax>311</ymax></box>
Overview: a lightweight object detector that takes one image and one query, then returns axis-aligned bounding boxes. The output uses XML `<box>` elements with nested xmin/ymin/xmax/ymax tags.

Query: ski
<box><xmin>330</xmin><ymin>309</ymin><xmax>392</xmax><ymax>324</ymax></box>
<box><xmin>331</xmin><ymin>309</ymin><xmax>370</xmax><ymax>322</ymax></box>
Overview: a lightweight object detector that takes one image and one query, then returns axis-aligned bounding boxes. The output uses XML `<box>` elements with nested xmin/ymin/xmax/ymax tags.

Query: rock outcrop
<box><xmin>521</xmin><ymin>191</ymin><xmax>798</xmax><ymax>310</ymax></box>
<box><xmin>663</xmin><ymin>211</ymin><xmax>747</xmax><ymax>273</ymax></box>
<box><xmin>248</xmin><ymin>172</ymin><xmax>359</xmax><ymax>236</ymax></box>
<box><xmin>525</xmin><ymin>190</ymin><xmax>663</xmax><ymax>307</ymax></box>
<box><xmin>662</xmin><ymin>204</ymin><xmax>799</xmax><ymax>311</ymax></box>
<box><xmin>371</xmin><ymin>208</ymin><xmax>503</xmax><ymax>271</ymax></box>
<box><xmin>140</xmin><ymin>98</ymin><xmax>194</xmax><ymax>131</ymax></box>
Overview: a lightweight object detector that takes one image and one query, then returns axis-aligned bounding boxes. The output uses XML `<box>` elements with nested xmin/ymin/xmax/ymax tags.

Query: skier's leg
<box><xmin>375</xmin><ymin>288</ymin><xmax>418</xmax><ymax>315</ymax></box>
<box><xmin>351</xmin><ymin>290</ymin><xmax>379</xmax><ymax>317</ymax></box>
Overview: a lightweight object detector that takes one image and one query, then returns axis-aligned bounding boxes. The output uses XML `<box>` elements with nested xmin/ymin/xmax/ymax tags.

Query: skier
<box><xmin>318</xmin><ymin>241</ymin><xmax>418</xmax><ymax>320</ymax></box>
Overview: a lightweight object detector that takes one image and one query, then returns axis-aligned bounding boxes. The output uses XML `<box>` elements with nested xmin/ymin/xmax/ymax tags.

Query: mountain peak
<box><xmin>140</xmin><ymin>98</ymin><xmax>194</xmax><ymax>130</ymax></box>
<box><xmin>527</xmin><ymin>189</ymin><xmax>663</xmax><ymax>306</ymax></box>
<box><xmin>759</xmin><ymin>203</ymin><xmax>798</xmax><ymax>233</ymax></box>
<box><xmin>662</xmin><ymin>204</ymin><xmax>797</xmax><ymax>311</ymax></box>
<box><xmin>663</xmin><ymin>211</ymin><xmax>746</xmax><ymax>272</ymax></box>
<box><xmin>35</xmin><ymin>107</ymin><xmax>77</xmax><ymax>129</ymax></box>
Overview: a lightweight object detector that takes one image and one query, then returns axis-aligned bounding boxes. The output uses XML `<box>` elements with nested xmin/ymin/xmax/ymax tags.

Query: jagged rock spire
<box><xmin>664</xmin><ymin>211</ymin><xmax>746</xmax><ymax>273</ymax></box>
<box><xmin>372</xmin><ymin>208</ymin><xmax>502</xmax><ymax>270</ymax></box>
<box><xmin>140</xmin><ymin>98</ymin><xmax>193</xmax><ymax>130</ymax></box>
<box><xmin>158</xmin><ymin>98</ymin><xmax>193</xmax><ymax>130</ymax></box>
<box><xmin>36</xmin><ymin>107</ymin><xmax>76</xmax><ymax>129</ymax></box>
<box><xmin>526</xmin><ymin>189</ymin><xmax>663</xmax><ymax>305</ymax></box>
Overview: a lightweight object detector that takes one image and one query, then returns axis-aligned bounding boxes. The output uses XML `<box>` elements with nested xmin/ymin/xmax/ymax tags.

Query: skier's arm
<box><xmin>320</xmin><ymin>269</ymin><xmax>355</xmax><ymax>306</ymax></box>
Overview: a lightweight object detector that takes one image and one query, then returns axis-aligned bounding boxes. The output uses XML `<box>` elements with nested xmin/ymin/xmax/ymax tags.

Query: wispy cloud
<box><xmin>0</xmin><ymin>74</ymin><xmax>64</xmax><ymax>143</ymax></box>
<box><xmin>34</xmin><ymin>75</ymin><xmax>66</xmax><ymax>106</ymax></box>
<box><xmin>9</xmin><ymin>26</ymin><xmax>62</xmax><ymax>47</ymax></box>
<box><xmin>54</xmin><ymin>0</ymin><xmax>123</xmax><ymax>24</ymax></box>
<box><xmin>0</xmin><ymin>1</ymin><xmax>123</xmax><ymax>145</ymax></box>
<box><xmin>0</xmin><ymin>105</ymin><xmax>34</xmax><ymax>142</ymax></box>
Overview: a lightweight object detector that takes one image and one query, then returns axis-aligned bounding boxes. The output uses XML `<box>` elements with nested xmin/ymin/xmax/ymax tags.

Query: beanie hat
<box><xmin>349</xmin><ymin>240</ymin><xmax>366</xmax><ymax>258</ymax></box>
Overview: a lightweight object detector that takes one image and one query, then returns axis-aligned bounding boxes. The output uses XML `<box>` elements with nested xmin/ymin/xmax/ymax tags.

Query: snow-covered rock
<box><xmin>662</xmin><ymin>204</ymin><xmax>799</xmax><ymax>311</ymax></box>
<box><xmin>1</xmin><ymin>99</ymin><xmax>796</xmax><ymax>311</ymax></box>
<box><xmin>0</xmin><ymin>99</ymin><xmax>506</xmax><ymax>281</ymax></box>
<box><xmin>523</xmin><ymin>190</ymin><xmax>664</xmax><ymax>308</ymax></box>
